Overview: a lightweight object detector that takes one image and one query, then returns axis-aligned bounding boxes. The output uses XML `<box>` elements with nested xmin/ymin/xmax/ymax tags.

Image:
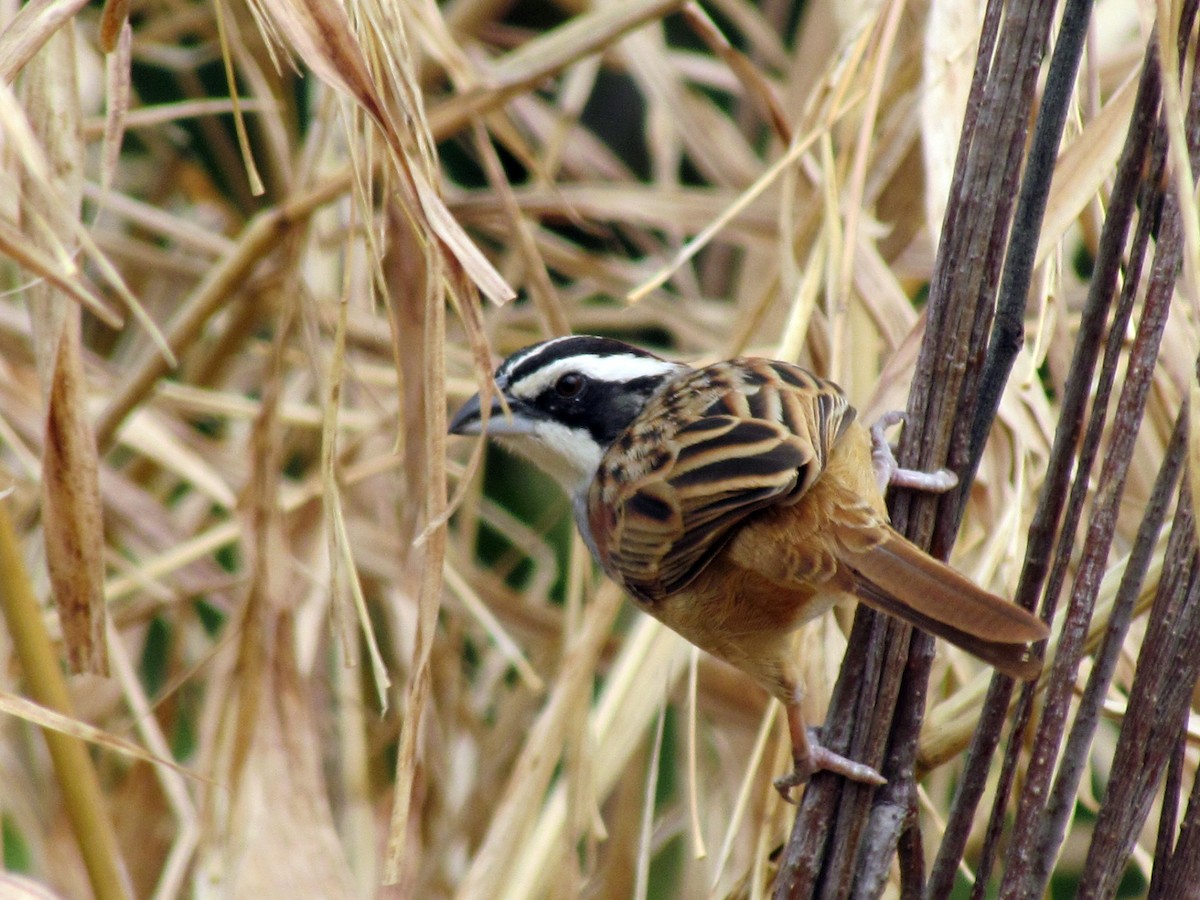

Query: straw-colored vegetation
<box><xmin>0</xmin><ymin>0</ymin><xmax>1195</xmax><ymax>896</ymax></box>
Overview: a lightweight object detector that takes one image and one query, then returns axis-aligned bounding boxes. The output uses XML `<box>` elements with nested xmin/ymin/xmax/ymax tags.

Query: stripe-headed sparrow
<box><xmin>449</xmin><ymin>336</ymin><xmax>1048</xmax><ymax>798</ymax></box>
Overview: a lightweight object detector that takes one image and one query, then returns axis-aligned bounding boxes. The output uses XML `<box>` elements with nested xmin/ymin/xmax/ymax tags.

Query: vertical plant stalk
<box><xmin>924</xmin><ymin>35</ymin><xmax>1168</xmax><ymax>898</ymax></box>
<box><xmin>1025</xmin><ymin>388</ymin><xmax>1189</xmax><ymax>890</ymax></box>
<box><xmin>962</xmin><ymin>0</ymin><xmax>1094</xmax><ymax>492</ymax></box>
<box><xmin>873</xmin><ymin>0</ymin><xmax>1094</xmax><ymax>891</ymax></box>
<box><xmin>1076</xmin><ymin>486</ymin><xmax>1199</xmax><ymax>894</ymax></box>
<box><xmin>969</xmin><ymin>50</ymin><xmax>1169</xmax><ymax>900</ymax></box>
<box><xmin>0</xmin><ymin>504</ymin><xmax>131</xmax><ymax>899</ymax></box>
<box><xmin>1151</xmin><ymin>677</ymin><xmax>1200</xmax><ymax>894</ymax></box>
<box><xmin>772</xmin><ymin>0</ymin><xmax>1058</xmax><ymax>892</ymax></box>
<box><xmin>1146</xmin><ymin>724</ymin><xmax>1189</xmax><ymax>900</ymax></box>
<box><xmin>996</xmin><ymin>24</ymin><xmax>1200</xmax><ymax>894</ymax></box>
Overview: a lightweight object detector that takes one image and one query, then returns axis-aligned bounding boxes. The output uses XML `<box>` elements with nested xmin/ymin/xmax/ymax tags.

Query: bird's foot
<box><xmin>870</xmin><ymin>411</ymin><xmax>959</xmax><ymax>495</ymax></box>
<box><xmin>773</xmin><ymin>733</ymin><xmax>886</xmax><ymax>803</ymax></box>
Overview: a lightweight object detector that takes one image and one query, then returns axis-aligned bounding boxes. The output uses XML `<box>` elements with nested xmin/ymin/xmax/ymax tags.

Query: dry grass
<box><xmin>0</xmin><ymin>0</ymin><xmax>1194</xmax><ymax>897</ymax></box>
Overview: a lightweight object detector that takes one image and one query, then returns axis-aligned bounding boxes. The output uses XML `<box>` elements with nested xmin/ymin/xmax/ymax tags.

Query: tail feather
<box><xmin>852</xmin><ymin>577</ymin><xmax>1044</xmax><ymax>680</ymax></box>
<box><xmin>842</xmin><ymin>527</ymin><xmax>1048</xmax><ymax>681</ymax></box>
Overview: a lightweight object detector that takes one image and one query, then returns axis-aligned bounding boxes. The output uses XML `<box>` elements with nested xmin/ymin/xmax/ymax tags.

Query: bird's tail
<box><xmin>841</xmin><ymin>526</ymin><xmax>1048</xmax><ymax>680</ymax></box>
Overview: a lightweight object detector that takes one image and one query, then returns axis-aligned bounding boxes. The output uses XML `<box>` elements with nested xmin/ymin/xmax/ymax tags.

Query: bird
<box><xmin>448</xmin><ymin>335</ymin><xmax>1049</xmax><ymax>798</ymax></box>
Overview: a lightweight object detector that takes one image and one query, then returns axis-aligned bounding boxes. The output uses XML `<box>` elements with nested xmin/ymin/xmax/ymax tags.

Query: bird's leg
<box><xmin>773</xmin><ymin>695</ymin><xmax>886</xmax><ymax>803</ymax></box>
<box><xmin>870</xmin><ymin>411</ymin><xmax>959</xmax><ymax>494</ymax></box>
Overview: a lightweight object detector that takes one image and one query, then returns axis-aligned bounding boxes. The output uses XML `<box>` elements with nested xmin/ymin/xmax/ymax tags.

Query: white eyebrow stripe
<box><xmin>498</xmin><ymin>338</ymin><xmax>570</xmax><ymax>381</ymax></box>
<box><xmin>510</xmin><ymin>354</ymin><xmax>680</xmax><ymax>398</ymax></box>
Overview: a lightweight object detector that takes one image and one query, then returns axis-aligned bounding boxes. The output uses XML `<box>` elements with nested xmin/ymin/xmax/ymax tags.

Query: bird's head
<box><xmin>448</xmin><ymin>335</ymin><xmax>686</xmax><ymax>496</ymax></box>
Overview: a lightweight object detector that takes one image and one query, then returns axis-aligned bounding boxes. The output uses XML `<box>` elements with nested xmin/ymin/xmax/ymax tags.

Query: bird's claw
<box><xmin>870</xmin><ymin>412</ymin><xmax>959</xmax><ymax>494</ymax></box>
<box><xmin>773</xmin><ymin>740</ymin><xmax>887</xmax><ymax>803</ymax></box>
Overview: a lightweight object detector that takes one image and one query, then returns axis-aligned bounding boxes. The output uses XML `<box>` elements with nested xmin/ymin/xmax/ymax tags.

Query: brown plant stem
<box><xmin>1075</xmin><ymin>485</ymin><xmax>1200</xmax><ymax>894</ymax></box>
<box><xmin>925</xmin><ymin>34</ymin><xmax>1167</xmax><ymax>898</ymax></box>
<box><xmin>1147</xmin><ymin>712</ymin><xmax>1190</xmax><ymax>899</ymax></box>
<box><xmin>1150</xmin><ymin>703</ymin><xmax>1200</xmax><ymax>895</ymax></box>
<box><xmin>772</xmin><ymin>0</ymin><xmax>1059</xmax><ymax>891</ymax></box>
<box><xmin>997</xmin><ymin>26</ymin><xmax>1200</xmax><ymax>894</ymax></box>
<box><xmin>1028</xmin><ymin>407</ymin><xmax>1189</xmax><ymax>892</ymax></box>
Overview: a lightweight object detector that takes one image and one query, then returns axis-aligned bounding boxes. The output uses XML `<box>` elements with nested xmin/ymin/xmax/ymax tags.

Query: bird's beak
<box><xmin>448</xmin><ymin>392</ymin><xmax>538</xmax><ymax>436</ymax></box>
<box><xmin>448</xmin><ymin>392</ymin><xmax>486</xmax><ymax>435</ymax></box>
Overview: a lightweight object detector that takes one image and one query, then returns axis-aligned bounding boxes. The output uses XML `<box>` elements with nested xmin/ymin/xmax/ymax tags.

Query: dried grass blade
<box><xmin>247</xmin><ymin>0</ymin><xmax>381</xmax><ymax>118</ymax></box>
<box><xmin>681</xmin><ymin>2</ymin><xmax>791</xmax><ymax>142</ymax></box>
<box><xmin>94</xmin><ymin>171</ymin><xmax>354</xmax><ymax>449</ymax></box>
<box><xmin>635</xmin><ymin>698</ymin><xmax>669</xmax><ymax>900</ymax></box>
<box><xmin>21</xmin><ymin>28</ymin><xmax>108</xmax><ymax>675</ymax></box>
<box><xmin>0</xmin><ymin>690</ymin><xmax>202</xmax><ymax>781</ymax></box>
<box><xmin>97</xmin><ymin>0</ymin><xmax>129</xmax><ymax>53</ymax></box>
<box><xmin>104</xmin><ymin>620</ymin><xmax>198</xmax><ymax>899</ymax></box>
<box><xmin>443</xmin><ymin>561</ymin><xmax>544</xmax><ymax>691</ymax></box>
<box><xmin>1036</xmin><ymin>76</ymin><xmax>1136</xmax><ymax>267</ymax></box>
<box><xmin>0</xmin><ymin>0</ymin><xmax>89</xmax><ymax>84</ymax></box>
<box><xmin>0</xmin><ymin>215</ymin><xmax>122</xmax><ymax>326</ymax></box>
<box><xmin>329</xmin><ymin>483</ymin><xmax>392</xmax><ymax>708</ymax></box>
<box><xmin>684</xmin><ymin>647</ymin><xmax>708</xmax><ymax>860</ymax></box>
<box><xmin>359</xmin><ymin>0</ymin><xmax>518</xmax><ymax>308</ymax></box>
<box><xmin>81</xmin><ymin>181</ymin><xmax>236</xmax><ymax>257</ymax></box>
<box><xmin>197</xmin><ymin>316</ymin><xmax>357</xmax><ymax>896</ymax></box>
<box><xmin>249</xmin><ymin>0</ymin><xmax>513</xmax><ymax>303</ymax></box>
<box><xmin>98</xmin><ymin>22</ymin><xmax>131</xmax><ymax>196</ymax></box>
<box><xmin>1156</xmin><ymin>0</ymin><xmax>1200</xmax><ymax>338</ymax></box>
<box><xmin>320</xmin><ymin>280</ymin><xmax>355</xmax><ymax>675</ymax></box>
<box><xmin>199</xmin><ymin>629</ymin><xmax>358</xmax><ymax>895</ymax></box>
<box><xmin>469</xmin><ymin>119</ymin><xmax>568</xmax><ymax>330</ymax></box>
<box><xmin>0</xmin><ymin>872</ymin><xmax>68</xmax><ymax>898</ymax></box>
<box><xmin>428</xmin><ymin>0</ymin><xmax>686</xmax><ymax>138</ymax></box>
<box><xmin>69</xmin><ymin>217</ymin><xmax>173</xmax><ymax>362</ymax></box>
<box><xmin>40</xmin><ymin>341</ymin><xmax>108</xmax><ymax>674</ymax></box>
<box><xmin>835</xmin><ymin>0</ymin><xmax>906</xmax><ymax>319</ymax></box>
<box><xmin>212</xmin><ymin>0</ymin><xmax>265</xmax><ymax>195</ymax></box>
<box><xmin>920</xmin><ymin>0</ymin><xmax>980</xmax><ymax>234</ymax></box>
<box><xmin>116</xmin><ymin>409</ymin><xmax>236</xmax><ymax>509</ymax></box>
<box><xmin>456</xmin><ymin>585</ymin><xmax>624</xmax><ymax>897</ymax></box>
<box><xmin>414</xmin><ymin>176</ymin><xmax>515</xmax><ymax>305</ymax></box>
<box><xmin>712</xmin><ymin>704</ymin><xmax>777</xmax><ymax>889</ymax></box>
<box><xmin>0</xmin><ymin>76</ymin><xmax>171</xmax><ymax>358</ymax></box>
<box><xmin>628</xmin><ymin>122</ymin><xmax>826</xmax><ymax>302</ymax></box>
<box><xmin>103</xmin><ymin>520</ymin><xmax>240</xmax><ymax>607</ymax></box>
<box><xmin>486</xmin><ymin>620</ymin><xmax>691</xmax><ymax>900</ymax></box>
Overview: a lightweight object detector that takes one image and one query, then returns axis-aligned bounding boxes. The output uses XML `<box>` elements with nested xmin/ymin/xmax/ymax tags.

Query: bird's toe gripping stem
<box><xmin>870</xmin><ymin>411</ymin><xmax>959</xmax><ymax>495</ymax></box>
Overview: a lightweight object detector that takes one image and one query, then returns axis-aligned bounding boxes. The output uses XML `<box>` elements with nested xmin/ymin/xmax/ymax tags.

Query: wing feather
<box><xmin>589</xmin><ymin>359</ymin><xmax>855</xmax><ymax>602</ymax></box>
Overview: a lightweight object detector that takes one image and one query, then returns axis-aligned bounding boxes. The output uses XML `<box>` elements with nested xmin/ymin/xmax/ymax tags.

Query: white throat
<box><xmin>495</xmin><ymin>421</ymin><xmax>602</xmax><ymax>498</ymax></box>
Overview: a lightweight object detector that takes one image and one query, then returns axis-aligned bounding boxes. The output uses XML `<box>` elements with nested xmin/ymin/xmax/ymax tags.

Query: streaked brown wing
<box><xmin>588</xmin><ymin>359</ymin><xmax>856</xmax><ymax>602</ymax></box>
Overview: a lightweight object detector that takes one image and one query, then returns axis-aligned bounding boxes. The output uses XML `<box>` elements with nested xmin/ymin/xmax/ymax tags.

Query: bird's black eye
<box><xmin>555</xmin><ymin>372</ymin><xmax>585</xmax><ymax>398</ymax></box>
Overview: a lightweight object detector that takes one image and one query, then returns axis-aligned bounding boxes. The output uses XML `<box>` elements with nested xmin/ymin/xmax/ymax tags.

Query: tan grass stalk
<box><xmin>211</xmin><ymin>0</ymin><xmax>266</xmax><ymax>196</ymax></box>
<box><xmin>456</xmin><ymin>583</ymin><xmax>624</xmax><ymax>896</ymax></box>
<box><xmin>98</xmin><ymin>23</ymin><xmax>130</xmax><ymax>195</ymax></box>
<box><xmin>0</xmin><ymin>504</ymin><xmax>131</xmax><ymax>899</ymax></box>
